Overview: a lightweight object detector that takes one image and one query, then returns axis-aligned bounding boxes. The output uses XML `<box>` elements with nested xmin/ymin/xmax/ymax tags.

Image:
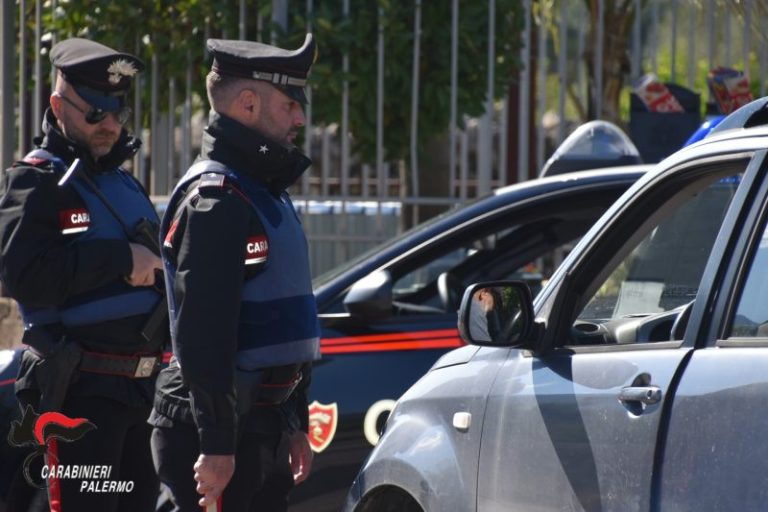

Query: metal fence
<box><xmin>2</xmin><ymin>0</ymin><xmax>767</xmax><ymax>277</ymax></box>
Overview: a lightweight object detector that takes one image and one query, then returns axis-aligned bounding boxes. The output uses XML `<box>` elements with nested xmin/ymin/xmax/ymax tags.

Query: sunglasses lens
<box><xmin>84</xmin><ymin>107</ymin><xmax>131</xmax><ymax>126</ymax></box>
<box><xmin>117</xmin><ymin>107</ymin><xmax>132</xmax><ymax>125</ymax></box>
<box><xmin>85</xmin><ymin>109</ymin><xmax>108</xmax><ymax>125</ymax></box>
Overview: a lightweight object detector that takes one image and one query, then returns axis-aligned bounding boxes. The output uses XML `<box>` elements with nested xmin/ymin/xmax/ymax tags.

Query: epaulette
<box><xmin>194</xmin><ymin>172</ymin><xmax>254</xmax><ymax>208</ymax></box>
<box><xmin>12</xmin><ymin>150</ymin><xmax>66</xmax><ymax>174</ymax></box>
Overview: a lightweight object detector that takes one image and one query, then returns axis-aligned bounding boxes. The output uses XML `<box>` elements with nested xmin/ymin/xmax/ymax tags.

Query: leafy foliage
<box><xmin>285</xmin><ymin>0</ymin><xmax>524</xmax><ymax>160</ymax></box>
<box><xmin>42</xmin><ymin>0</ymin><xmax>523</xmax><ymax>162</ymax></box>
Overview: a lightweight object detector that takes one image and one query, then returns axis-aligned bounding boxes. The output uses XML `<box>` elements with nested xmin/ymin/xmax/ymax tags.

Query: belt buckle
<box><xmin>134</xmin><ymin>356</ymin><xmax>157</xmax><ymax>378</ymax></box>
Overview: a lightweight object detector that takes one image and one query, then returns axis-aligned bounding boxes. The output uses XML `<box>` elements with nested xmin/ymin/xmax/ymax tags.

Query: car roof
<box><xmin>667</xmin><ymin>125</ymin><xmax>768</xmax><ymax>162</ymax></box>
<box><xmin>493</xmin><ymin>164</ymin><xmax>652</xmax><ymax>197</ymax></box>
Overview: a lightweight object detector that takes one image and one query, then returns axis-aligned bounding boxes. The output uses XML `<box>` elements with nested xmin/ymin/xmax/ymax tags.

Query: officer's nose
<box><xmin>294</xmin><ymin>105</ymin><xmax>306</xmax><ymax>128</ymax></box>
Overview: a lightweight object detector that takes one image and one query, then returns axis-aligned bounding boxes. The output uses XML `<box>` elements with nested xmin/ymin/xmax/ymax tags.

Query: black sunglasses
<box><xmin>55</xmin><ymin>93</ymin><xmax>132</xmax><ymax>126</ymax></box>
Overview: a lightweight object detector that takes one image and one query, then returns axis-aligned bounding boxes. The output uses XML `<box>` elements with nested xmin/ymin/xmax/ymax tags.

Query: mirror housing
<box><xmin>343</xmin><ymin>270</ymin><xmax>394</xmax><ymax>320</ymax></box>
<box><xmin>457</xmin><ymin>281</ymin><xmax>535</xmax><ymax>347</ymax></box>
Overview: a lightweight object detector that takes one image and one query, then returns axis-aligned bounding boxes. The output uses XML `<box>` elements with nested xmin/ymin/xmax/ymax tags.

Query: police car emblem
<box><xmin>245</xmin><ymin>235</ymin><xmax>268</xmax><ymax>265</ymax></box>
<box><xmin>308</xmin><ymin>401</ymin><xmax>338</xmax><ymax>453</ymax></box>
<box><xmin>59</xmin><ymin>208</ymin><xmax>90</xmax><ymax>234</ymax></box>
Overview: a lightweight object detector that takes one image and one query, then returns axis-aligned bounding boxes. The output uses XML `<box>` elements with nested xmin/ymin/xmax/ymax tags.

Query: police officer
<box><xmin>0</xmin><ymin>38</ymin><xmax>164</xmax><ymax>511</ymax></box>
<box><xmin>150</xmin><ymin>34</ymin><xmax>320</xmax><ymax>511</ymax></box>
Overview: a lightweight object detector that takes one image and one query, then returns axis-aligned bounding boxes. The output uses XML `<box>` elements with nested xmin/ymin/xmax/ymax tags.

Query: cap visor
<box><xmin>73</xmin><ymin>84</ymin><xmax>125</xmax><ymax>112</ymax></box>
<box><xmin>280</xmin><ymin>85</ymin><xmax>308</xmax><ymax>105</ymax></box>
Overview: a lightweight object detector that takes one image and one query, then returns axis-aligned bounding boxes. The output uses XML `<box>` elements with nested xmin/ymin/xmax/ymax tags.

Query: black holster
<box><xmin>140</xmin><ymin>288</ymin><xmax>168</xmax><ymax>345</ymax></box>
<box><xmin>29</xmin><ymin>337</ymin><xmax>82</xmax><ymax>413</ymax></box>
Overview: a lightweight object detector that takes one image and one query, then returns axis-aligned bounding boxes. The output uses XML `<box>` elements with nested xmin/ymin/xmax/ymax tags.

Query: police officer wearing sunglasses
<box><xmin>0</xmin><ymin>38</ymin><xmax>165</xmax><ymax>511</ymax></box>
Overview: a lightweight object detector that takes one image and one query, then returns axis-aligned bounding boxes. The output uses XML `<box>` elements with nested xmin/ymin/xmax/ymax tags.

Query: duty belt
<box><xmin>79</xmin><ymin>351</ymin><xmax>162</xmax><ymax>378</ymax></box>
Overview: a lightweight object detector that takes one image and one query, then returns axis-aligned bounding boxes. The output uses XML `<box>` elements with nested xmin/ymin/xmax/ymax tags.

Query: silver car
<box><xmin>345</xmin><ymin>105</ymin><xmax>768</xmax><ymax>511</ymax></box>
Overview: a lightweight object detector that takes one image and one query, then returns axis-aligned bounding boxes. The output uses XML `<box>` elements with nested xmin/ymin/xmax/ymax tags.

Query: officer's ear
<box><xmin>50</xmin><ymin>92</ymin><xmax>63</xmax><ymax>119</ymax></box>
<box><xmin>237</xmin><ymin>88</ymin><xmax>261</xmax><ymax>123</ymax></box>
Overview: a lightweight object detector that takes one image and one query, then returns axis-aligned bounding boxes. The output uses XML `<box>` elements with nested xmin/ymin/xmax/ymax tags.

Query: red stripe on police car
<box><xmin>58</xmin><ymin>208</ymin><xmax>90</xmax><ymax>234</ymax></box>
<box><xmin>245</xmin><ymin>235</ymin><xmax>268</xmax><ymax>265</ymax></box>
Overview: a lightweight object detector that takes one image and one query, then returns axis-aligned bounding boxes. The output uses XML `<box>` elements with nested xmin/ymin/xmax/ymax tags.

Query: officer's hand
<box><xmin>194</xmin><ymin>454</ymin><xmax>235</xmax><ymax>508</ymax></box>
<box><xmin>289</xmin><ymin>431</ymin><xmax>313</xmax><ymax>484</ymax></box>
<box><xmin>127</xmin><ymin>243</ymin><xmax>162</xmax><ymax>287</ymax></box>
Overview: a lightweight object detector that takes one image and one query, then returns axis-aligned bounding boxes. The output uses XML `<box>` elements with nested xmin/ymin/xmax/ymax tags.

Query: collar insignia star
<box><xmin>259</xmin><ymin>144</ymin><xmax>269</xmax><ymax>154</ymax></box>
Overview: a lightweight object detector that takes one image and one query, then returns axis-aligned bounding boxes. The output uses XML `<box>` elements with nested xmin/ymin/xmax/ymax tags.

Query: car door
<box><xmin>477</xmin><ymin>152</ymin><xmax>765</xmax><ymax>511</ymax></box>
<box><xmin>658</xmin><ymin>150</ymin><xmax>768</xmax><ymax>511</ymax></box>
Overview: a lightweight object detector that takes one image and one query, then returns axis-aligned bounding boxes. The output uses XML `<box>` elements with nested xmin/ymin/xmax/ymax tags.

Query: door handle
<box><xmin>619</xmin><ymin>386</ymin><xmax>661</xmax><ymax>405</ymax></box>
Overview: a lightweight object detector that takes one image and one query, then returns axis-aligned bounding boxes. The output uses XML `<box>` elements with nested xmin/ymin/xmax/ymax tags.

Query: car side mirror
<box><xmin>457</xmin><ymin>281</ymin><xmax>534</xmax><ymax>347</ymax></box>
<box><xmin>343</xmin><ymin>270</ymin><xmax>394</xmax><ymax>320</ymax></box>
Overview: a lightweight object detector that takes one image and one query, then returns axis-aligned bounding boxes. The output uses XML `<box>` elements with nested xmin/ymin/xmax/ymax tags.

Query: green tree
<box><xmin>43</xmin><ymin>1</ymin><xmax>524</xmax><ymax>166</ymax></box>
<box><xmin>284</xmin><ymin>1</ymin><xmax>524</xmax><ymax>163</ymax></box>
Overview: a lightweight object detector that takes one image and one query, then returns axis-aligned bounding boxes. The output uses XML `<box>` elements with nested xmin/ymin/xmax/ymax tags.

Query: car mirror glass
<box><xmin>459</xmin><ymin>282</ymin><xmax>533</xmax><ymax>346</ymax></box>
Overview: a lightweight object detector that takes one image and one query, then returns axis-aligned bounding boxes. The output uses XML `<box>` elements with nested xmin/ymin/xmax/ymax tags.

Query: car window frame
<box><xmin>538</xmin><ymin>151</ymin><xmax>765</xmax><ymax>354</ymax></box>
<box><xmin>705</xmin><ymin>149</ymin><xmax>768</xmax><ymax>348</ymax></box>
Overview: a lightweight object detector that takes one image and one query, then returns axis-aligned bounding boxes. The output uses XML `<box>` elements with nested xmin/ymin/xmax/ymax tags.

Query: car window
<box><xmin>729</xmin><ymin>220</ymin><xmax>768</xmax><ymax>338</ymax></box>
<box><xmin>311</xmin><ymin>202</ymin><xmax>471</xmax><ymax>289</ymax></box>
<box><xmin>391</xmin><ymin>226</ymin><xmax>581</xmax><ymax>313</ymax></box>
<box><xmin>572</xmin><ymin>172</ymin><xmax>743</xmax><ymax>344</ymax></box>
<box><xmin>393</xmin><ymin>248</ymin><xmax>465</xmax><ymax>297</ymax></box>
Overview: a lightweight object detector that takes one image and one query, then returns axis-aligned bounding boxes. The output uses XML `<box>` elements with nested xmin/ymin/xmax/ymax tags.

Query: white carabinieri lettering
<box><xmin>60</xmin><ymin>208</ymin><xmax>90</xmax><ymax>234</ymax></box>
<box><xmin>245</xmin><ymin>236</ymin><xmax>269</xmax><ymax>265</ymax></box>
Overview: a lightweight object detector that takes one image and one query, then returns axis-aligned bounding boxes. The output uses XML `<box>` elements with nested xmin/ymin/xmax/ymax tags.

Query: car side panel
<box><xmin>346</xmin><ymin>347</ymin><xmax>508</xmax><ymax>512</ymax></box>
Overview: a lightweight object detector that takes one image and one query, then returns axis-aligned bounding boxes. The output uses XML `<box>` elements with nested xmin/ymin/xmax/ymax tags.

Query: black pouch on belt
<box><xmin>235</xmin><ymin>365</ymin><xmax>303</xmax><ymax>416</ymax></box>
<box><xmin>255</xmin><ymin>364</ymin><xmax>303</xmax><ymax>405</ymax></box>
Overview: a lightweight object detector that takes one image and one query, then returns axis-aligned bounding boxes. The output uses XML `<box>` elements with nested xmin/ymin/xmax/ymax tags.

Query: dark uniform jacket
<box><xmin>151</xmin><ymin>112</ymin><xmax>314</xmax><ymax>455</ymax></box>
<box><xmin>0</xmin><ymin>109</ymin><xmax>164</xmax><ymax>407</ymax></box>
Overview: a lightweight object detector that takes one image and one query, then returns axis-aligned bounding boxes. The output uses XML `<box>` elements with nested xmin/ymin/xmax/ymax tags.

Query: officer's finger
<box><xmin>195</xmin><ymin>479</ymin><xmax>210</xmax><ymax>493</ymax></box>
<box><xmin>199</xmin><ymin>488</ymin><xmax>223</xmax><ymax>508</ymax></box>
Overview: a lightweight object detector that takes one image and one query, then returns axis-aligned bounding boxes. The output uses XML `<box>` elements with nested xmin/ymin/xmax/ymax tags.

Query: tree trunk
<box><xmin>584</xmin><ymin>0</ymin><xmax>636</xmax><ymax>125</ymax></box>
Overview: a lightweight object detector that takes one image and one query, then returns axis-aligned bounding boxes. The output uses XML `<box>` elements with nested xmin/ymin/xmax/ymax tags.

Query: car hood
<box><xmin>429</xmin><ymin>345</ymin><xmax>481</xmax><ymax>371</ymax></box>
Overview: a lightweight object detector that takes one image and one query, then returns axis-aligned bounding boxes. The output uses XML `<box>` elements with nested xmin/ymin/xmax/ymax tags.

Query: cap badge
<box><xmin>259</xmin><ymin>144</ymin><xmax>269</xmax><ymax>154</ymax></box>
<box><xmin>107</xmin><ymin>59</ymin><xmax>138</xmax><ymax>84</ymax></box>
